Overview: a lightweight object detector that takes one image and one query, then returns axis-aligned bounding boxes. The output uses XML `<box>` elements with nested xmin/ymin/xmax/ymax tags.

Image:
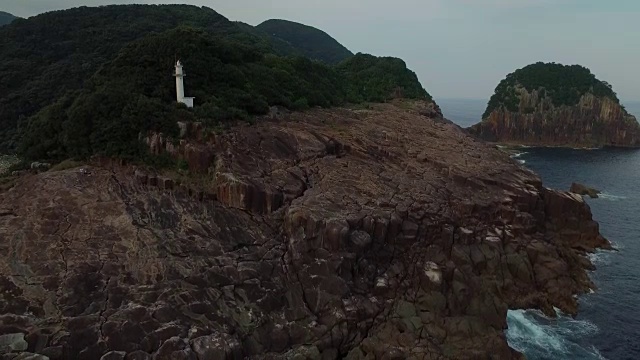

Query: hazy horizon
<box><xmin>439</xmin><ymin>97</ymin><xmax>640</xmax><ymax>103</ymax></box>
<box><xmin>1</xmin><ymin>0</ymin><xmax>638</xmax><ymax>101</ymax></box>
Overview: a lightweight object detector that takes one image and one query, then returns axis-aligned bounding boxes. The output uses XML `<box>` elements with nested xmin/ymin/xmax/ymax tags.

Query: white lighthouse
<box><xmin>174</xmin><ymin>60</ymin><xmax>194</xmax><ymax>108</ymax></box>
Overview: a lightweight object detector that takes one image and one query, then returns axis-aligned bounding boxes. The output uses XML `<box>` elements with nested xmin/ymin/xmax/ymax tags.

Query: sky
<box><xmin>1</xmin><ymin>0</ymin><xmax>638</xmax><ymax>102</ymax></box>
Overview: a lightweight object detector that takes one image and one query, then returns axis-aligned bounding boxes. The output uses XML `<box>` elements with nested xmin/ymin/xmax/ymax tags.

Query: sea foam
<box><xmin>506</xmin><ymin>309</ymin><xmax>604</xmax><ymax>360</ymax></box>
<box><xmin>598</xmin><ymin>193</ymin><xmax>627</xmax><ymax>201</ymax></box>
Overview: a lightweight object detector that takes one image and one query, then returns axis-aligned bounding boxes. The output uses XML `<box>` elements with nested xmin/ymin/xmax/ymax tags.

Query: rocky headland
<box><xmin>469</xmin><ymin>62</ymin><xmax>640</xmax><ymax>148</ymax></box>
<box><xmin>0</xmin><ymin>101</ymin><xmax>610</xmax><ymax>359</ymax></box>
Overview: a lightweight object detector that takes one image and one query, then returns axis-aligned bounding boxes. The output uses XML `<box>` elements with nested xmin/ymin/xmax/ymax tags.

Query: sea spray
<box><xmin>597</xmin><ymin>193</ymin><xmax>628</xmax><ymax>201</ymax></box>
<box><xmin>506</xmin><ymin>309</ymin><xmax>603</xmax><ymax>360</ymax></box>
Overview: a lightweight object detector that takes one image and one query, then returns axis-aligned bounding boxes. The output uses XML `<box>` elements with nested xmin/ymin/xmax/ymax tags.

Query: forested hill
<box><xmin>3</xmin><ymin>5</ymin><xmax>433</xmax><ymax>162</ymax></box>
<box><xmin>0</xmin><ymin>11</ymin><xmax>17</xmax><ymax>26</ymax></box>
<box><xmin>470</xmin><ymin>62</ymin><xmax>640</xmax><ymax>147</ymax></box>
<box><xmin>256</xmin><ymin>19</ymin><xmax>354</xmax><ymax>64</ymax></box>
<box><xmin>482</xmin><ymin>62</ymin><xmax>623</xmax><ymax>118</ymax></box>
<box><xmin>234</xmin><ymin>21</ymin><xmax>306</xmax><ymax>58</ymax></box>
<box><xmin>0</xmin><ymin>5</ymin><xmax>251</xmax><ymax>152</ymax></box>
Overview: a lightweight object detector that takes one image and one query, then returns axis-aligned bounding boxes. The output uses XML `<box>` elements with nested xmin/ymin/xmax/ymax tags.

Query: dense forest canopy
<box><xmin>483</xmin><ymin>62</ymin><xmax>621</xmax><ymax>118</ymax></box>
<box><xmin>233</xmin><ymin>21</ymin><xmax>306</xmax><ymax>58</ymax></box>
<box><xmin>339</xmin><ymin>54</ymin><xmax>431</xmax><ymax>103</ymax></box>
<box><xmin>0</xmin><ymin>4</ymin><xmax>299</xmax><ymax>152</ymax></box>
<box><xmin>0</xmin><ymin>11</ymin><xmax>17</xmax><ymax>26</ymax></box>
<box><xmin>7</xmin><ymin>7</ymin><xmax>431</xmax><ymax>163</ymax></box>
<box><xmin>256</xmin><ymin>19</ymin><xmax>354</xmax><ymax>64</ymax></box>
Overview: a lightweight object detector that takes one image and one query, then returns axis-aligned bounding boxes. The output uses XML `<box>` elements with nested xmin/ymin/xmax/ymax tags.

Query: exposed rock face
<box><xmin>469</xmin><ymin>89</ymin><xmax>640</xmax><ymax>147</ymax></box>
<box><xmin>417</xmin><ymin>101</ymin><xmax>444</xmax><ymax>119</ymax></box>
<box><xmin>0</xmin><ymin>101</ymin><xmax>609</xmax><ymax>359</ymax></box>
<box><xmin>570</xmin><ymin>183</ymin><xmax>601</xmax><ymax>199</ymax></box>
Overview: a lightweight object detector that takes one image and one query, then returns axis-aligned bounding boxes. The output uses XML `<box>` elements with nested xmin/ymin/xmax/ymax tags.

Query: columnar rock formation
<box><xmin>470</xmin><ymin>89</ymin><xmax>640</xmax><ymax>147</ymax></box>
<box><xmin>469</xmin><ymin>62</ymin><xmax>640</xmax><ymax>148</ymax></box>
<box><xmin>0</xmin><ymin>101</ymin><xmax>609</xmax><ymax>359</ymax></box>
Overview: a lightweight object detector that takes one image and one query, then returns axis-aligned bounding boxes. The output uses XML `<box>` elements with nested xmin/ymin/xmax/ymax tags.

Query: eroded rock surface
<box><xmin>0</xmin><ymin>101</ymin><xmax>609</xmax><ymax>359</ymax></box>
<box><xmin>469</xmin><ymin>90</ymin><xmax>640</xmax><ymax>148</ymax></box>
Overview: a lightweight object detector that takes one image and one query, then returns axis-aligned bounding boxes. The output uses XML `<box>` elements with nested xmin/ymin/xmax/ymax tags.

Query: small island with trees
<box><xmin>469</xmin><ymin>62</ymin><xmax>640</xmax><ymax>148</ymax></box>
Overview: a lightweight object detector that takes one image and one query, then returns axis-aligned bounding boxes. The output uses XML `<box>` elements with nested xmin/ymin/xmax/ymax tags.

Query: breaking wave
<box><xmin>598</xmin><ymin>193</ymin><xmax>627</xmax><ymax>201</ymax></box>
<box><xmin>510</xmin><ymin>152</ymin><xmax>528</xmax><ymax>165</ymax></box>
<box><xmin>506</xmin><ymin>309</ymin><xmax>606</xmax><ymax>359</ymax></box>
<box><xmin>511</xmin><ymin>152</ymin><xmax>528</xmax><ymax>158</ymax></box>
<box><xmin>588</xmin><ymin>251</ymin><xmax>612</xmax><ymax>266</ymax></box>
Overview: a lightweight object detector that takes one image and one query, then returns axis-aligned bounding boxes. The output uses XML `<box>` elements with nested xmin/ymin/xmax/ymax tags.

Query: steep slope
<box><xmin>1</xmin><ymin>5</ymin><xmax>432</xmax><ymax>159</ymax></box>
<box><xmin>469</xmin><ymin>62</ymin><xmax>640</xmax><ymax>147</ymax></box>
<box><xmin>235</xmin><ymin>21</ymin><xmax>304</xmax><ymax>58</ymax></box>
<box><xmin>0</xmin><ymin>4</ymin><xmax>271</xmax><ymax>152</ymax></box>
<box><xmin>256</xmin><ymin>19</ymin><xmax>353</xmax><ymax>64</ymax></box>
<box><xmin>0</xmin><ymin>11</ymin><xmax>17</xmax><ymax>26</ymax></box>
<box><xmin>18</xmin><ymin>27</ymin><xmax>434</xmax><ymax>163</ymax></box>
<box><xmin>338</xmin><ymin>53</ymin><xmax>432</xmax><ymax>103</ymax></box>
<box><xmin>0</xmin><ymin>102</ymin><xmax>608</xmax><ymax>359</ymax></box>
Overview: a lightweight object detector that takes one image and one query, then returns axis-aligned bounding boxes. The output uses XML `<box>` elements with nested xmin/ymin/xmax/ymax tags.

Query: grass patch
<box><xmin>349</xmin><ymin>102</ymin><xmax>374</xmax><ymax>110</ymax></box>
<box><xmin>0</xmin><ymin>175</ymin><xmax>17</xmax><ymax>193</ymax></box>
<box><xmin>0</xmin><ymin>155</ymin><xmax>20</xmax><ymax>175</ymax></box>
<box><xmin>50</xmin><ymin>159</ymin><xmax>85</xmax><ymax>171</ymax></box>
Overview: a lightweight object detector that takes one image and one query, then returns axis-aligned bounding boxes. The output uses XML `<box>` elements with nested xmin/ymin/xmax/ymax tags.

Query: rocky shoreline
<box><xmin>0</xmin><ymin>101</ymin><xmax>609</xmax><ymax>359</ymax></box>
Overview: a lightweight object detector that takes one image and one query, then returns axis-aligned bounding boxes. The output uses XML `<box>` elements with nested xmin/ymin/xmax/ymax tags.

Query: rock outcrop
<box><xmin>470</xmin><ymin>90</ymin><xmax>640</xmax><ymax>147</ymax></box>
<box><xmin>0</xmin><ymin>101</ymin><xmax>609</xmax><ymax>359</ymax></box>
<box><xmin>570</xmin><ymin>183</ymin><xmax>601</xmax><ymax>199</ymax></box>
<box><xmin>469</xmin><ymin>62</ymin><xmax>640</xmax><ymax>148</ymax></box>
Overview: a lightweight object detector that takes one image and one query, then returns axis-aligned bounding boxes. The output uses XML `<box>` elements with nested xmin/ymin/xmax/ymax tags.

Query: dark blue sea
<box><xmin>440</xmin><ymin>98</ymin><xmax>640</xmax><ymax>360</ymax></box>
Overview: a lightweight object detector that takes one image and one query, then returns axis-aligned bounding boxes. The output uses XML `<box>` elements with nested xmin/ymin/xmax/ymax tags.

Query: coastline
<box><xmin>0</xmin><ymin>103</ymin><xmax>612</xmax><ymax>359</ymax></box>
<box><xmin>502</xmin><ymin>143</ymin><xmax>639</xmax><ymax>359</ymax></box>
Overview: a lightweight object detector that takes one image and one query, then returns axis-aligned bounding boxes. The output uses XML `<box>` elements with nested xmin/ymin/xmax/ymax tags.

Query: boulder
<box><xmin>0</xmin><ymin>333</ymin><xmax>28</xmax><ymax>353</ymax></box>
<box><xmin>29</xmin><ymin>162</ymin><xmax>50</xmax><ymax>171</ymax></box>
<box><xmin>570</xmin><ymin>182</ymin><xmax>601</xmax><ymax>199</ymax></box>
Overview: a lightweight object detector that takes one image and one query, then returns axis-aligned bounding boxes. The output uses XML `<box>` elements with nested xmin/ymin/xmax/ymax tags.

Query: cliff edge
<box><xmin>469</xmin><ymin>62</ymin><xmax>640</xmax><ymax>147</ymax></box>
<box><xmin>0</xmin><ymin>101</ymin><xmax>609</xmax><ymax>359</ymax></box>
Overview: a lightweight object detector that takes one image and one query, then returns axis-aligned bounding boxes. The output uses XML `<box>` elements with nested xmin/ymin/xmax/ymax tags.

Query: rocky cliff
<box><xmin>470</xmin><ymin>89</ymin><xmax>640</xmax><ymax>147</ymax></box>
<box><xmin>0</xmin><ymin>101</ymin><xmax>609</xmax><ymax>359</ymax></box>
<box><xmin>469</xmin><ymin>62</ymin><xmax>640</xmax><ymax>148</ymax></box>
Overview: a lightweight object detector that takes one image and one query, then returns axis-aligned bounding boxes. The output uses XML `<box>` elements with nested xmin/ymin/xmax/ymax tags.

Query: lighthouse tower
<box><xmin>174</xmin><ymin>60</ymin><xmax>194</xmax><ymax>108</ymax></box>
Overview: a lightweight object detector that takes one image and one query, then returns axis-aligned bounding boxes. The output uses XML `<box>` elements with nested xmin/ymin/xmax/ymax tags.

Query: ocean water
<box><xmin>441</xmin><ymin>98</ymin><xmax>640</xmax><ymax>360</ymax></box>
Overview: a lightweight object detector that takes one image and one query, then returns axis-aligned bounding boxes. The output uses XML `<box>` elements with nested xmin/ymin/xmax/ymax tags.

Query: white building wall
<box><xmin>181</xmin><ymin>97</ymin><xmax>194</xmax><ymax>108</ymax></box>
<box><xmin>174</xmin><ymin>61</ymin><xmax>193</xmax><ymax>108</ymax></box>
<box><xmin>176</xmin><ymin>76</ymin><xmax>185</xmax><ymax>101</ymax></box>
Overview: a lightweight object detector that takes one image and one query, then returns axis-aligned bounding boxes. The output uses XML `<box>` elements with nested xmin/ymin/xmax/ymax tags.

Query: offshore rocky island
<box><xmin>0</xmin><ymin>5</ymin><xmax>613</xmax><ymax>360</ymax></box>
<box><xmin>469</xmin><ymin>62</ymin><xmax>640</xmax><ymax>148</ymax></box>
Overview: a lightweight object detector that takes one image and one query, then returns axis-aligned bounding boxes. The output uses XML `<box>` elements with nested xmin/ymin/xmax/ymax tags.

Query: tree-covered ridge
<box><xmin>483</xmin><ymin>62</ymin><xmax>621</xmax><ymax>118</ymax></box>
<box><xmin>234</xmin><ymin>21</ymin><xmax>310</xmax><ymax>59</ymax></box>
<box><xmin>18</xmin><ymin>27</ymin><xmax>431</xmax><ymax>162</ymax></box>
<box><xmin>339</xmin><ymin>53</ymin><xmax>431</xmax><ymax>103</ymax></box>
<box><xmin>0</xmin><ymin>11</ymin><xmax>17</xmax><ymax>26</ymax></box>
<box><xmin>0</xmin><ymin>4</ymin><xmax>287</xmax><ymax>152</ymax></box>
<box><xmin>256</xmin><ymin>19</ymin><xmax>354</xmax><ymax>64</ymax></box>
